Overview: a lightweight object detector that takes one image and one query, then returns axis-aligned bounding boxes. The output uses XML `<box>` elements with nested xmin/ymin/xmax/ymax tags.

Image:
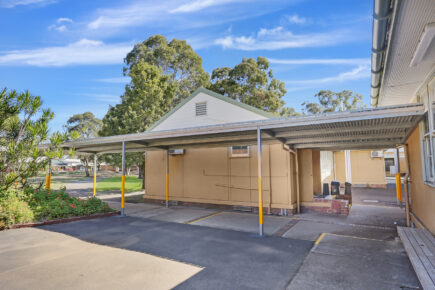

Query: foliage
<box><xmin>65</xmin><ymin>112</ymin><xmax>102</xmax><ymax>177</ymax></box>
<box><xmin>0</xmin><ymin>187</ymin><xmax>114</xmax><ymax>229</ymax></box>
<box><xmin>124</xmin><ymin>34</ymin><xmax>209</xmax><ymax>104</ymax></box>
<box><xmin>0</xmin><ymin>190</ymin><xmax>34</xmax><ymax>229</ymax></box>
<box><xmin>279</xmin><ymin>106</ymin><xmax>301</xmax><ymax>117</ymax></box>
<box><xmin>0</xmin><ymin>88</ymin><xmax>72</xmax><ymax>192</ymax></box>
<box><xmin>102</xmin><ymin>35</ymin><xmax>209</xmax><ymax>184</ymax></box>
<box><xmin>209</xmin><ymin>57</ymin><xmax>290</xmax><ymax>115</ymax></box>
<box><xmin>302</xmin><ymin>90</ymin><xmax>365</xmax><ymax>114</ymax></box>
<box><xmin>23</xmin><ymin>187</ymin><xmax>114</xmax><ymax>221</ymax></box>
<box><xmin>96</xmin><ymin>176</ymin><xmax>143</xmax><ymax>192</ymax></box>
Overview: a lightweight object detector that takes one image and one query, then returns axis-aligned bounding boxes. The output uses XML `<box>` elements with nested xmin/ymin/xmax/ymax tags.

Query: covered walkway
<box><xmin>62</xmin><ymin>103</ymin><xmax>424</xmax><ymax>236</ymax></box>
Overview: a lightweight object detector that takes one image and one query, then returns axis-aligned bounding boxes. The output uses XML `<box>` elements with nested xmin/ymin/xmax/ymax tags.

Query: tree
<box><xmin>65</xmin><ymin>112</ymin><xmax>102</xmax><ymax>177</ymax></box>
<box><xmin>209</xmin><ymin>57</ymin><xmax>290</xmax><ymax>115</ymax></box>
<box><xmin>0</xmin><ymin>88</ymin><xmax>71</xmax><ymax>192</ymax></box>
<box><xmin>124</xmin><ymin>35</ymin><xmax>209</xmax><ymax>105</ymax></box>
<box><xmin>302</xmin><ymin>90</ymin><xmax>365</xmax><ymax>114</ymax></box>
<box><xmin>100</xmin><ymin>61</ymin><xmax>177</xmax><ymax>186</ymax></box>
<box><xmin>279</xmin><ymin>106</ymin><xmax>301</xmax><ymax>117</ymax></box>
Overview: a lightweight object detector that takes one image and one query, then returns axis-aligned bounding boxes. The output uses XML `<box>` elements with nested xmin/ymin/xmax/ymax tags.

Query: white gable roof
<box><xmin>149</xmin><ymin>88</ymin><xmax>275</xmax><ymax>132</ymax></box>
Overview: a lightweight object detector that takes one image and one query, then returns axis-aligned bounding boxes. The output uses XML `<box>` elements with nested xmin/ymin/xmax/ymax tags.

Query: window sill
<box><xmin>423</xmin><ymin>181</ymin><xmax>435</xmax><ymax>188</ymax></box>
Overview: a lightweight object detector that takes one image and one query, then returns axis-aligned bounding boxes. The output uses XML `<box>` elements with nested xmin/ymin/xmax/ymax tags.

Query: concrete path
<box><xmin>0</xmin><ymin>227</ymin><xmax>201</xmax><ymax>290</ymax></box>
<box><xmin>287</xmin><ymin>233</ymin><xmax>420</xmax><ymax>290</ymax></box>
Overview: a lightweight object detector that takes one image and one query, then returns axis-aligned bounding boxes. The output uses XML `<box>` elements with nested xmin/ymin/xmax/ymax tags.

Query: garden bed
<box><xmin>0</xmin><ymin>187</ymin><xmax>116</xmax><ymax>230</ymax></box>
<box><xmin>9</xmin><ymin>211</ymin><xmax>120</xmax><ymax>230</ymax></box>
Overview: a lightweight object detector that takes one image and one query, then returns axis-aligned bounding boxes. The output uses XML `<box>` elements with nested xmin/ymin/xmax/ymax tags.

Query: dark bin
<box><xmin>345</xmin><ymin>182</ymin><xmax>352</xmax><ymax>195</ymax></box>
<box><xmin>323</xmin><ymin>183</ymin><xmax>330</xmax><ymax>196</ymax></box>
<box><xmin>331</xmin><ymin>181</ymin><xmax>340</xmax><ymax>195</ymax></box>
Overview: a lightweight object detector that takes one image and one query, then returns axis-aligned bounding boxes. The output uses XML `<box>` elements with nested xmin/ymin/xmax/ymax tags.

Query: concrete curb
<box><xmin>2</xmin><ymin>211</ymin><xmax>121</xmax><ymax>230</ymax></box>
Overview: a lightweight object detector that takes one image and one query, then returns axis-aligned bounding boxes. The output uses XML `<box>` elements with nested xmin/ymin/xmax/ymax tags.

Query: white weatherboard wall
<box><xmin>151</xmin><ymin>92</ymin><xmax>269</xmax><ymax>131</ymax></box>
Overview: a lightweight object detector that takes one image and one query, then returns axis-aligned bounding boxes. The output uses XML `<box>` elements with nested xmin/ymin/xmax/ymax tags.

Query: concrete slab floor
<box><xmin>0</xmin><ymin>228</ymin><xmax>202</xmax><ymax>290</ymax></box>
<box><xmin>283</xmin><ymin>220</ymin><xmax>397</xmax><ymax>242</ymax></box>
<box><xmin>191</xmin><ymin>211</ymin><xmax>293</xmax><ymax>236</ymax></box>
<box><xmin>287</xmin><ymin>233</ymin><xmax>420</xmax><ymax>290</ymax></box>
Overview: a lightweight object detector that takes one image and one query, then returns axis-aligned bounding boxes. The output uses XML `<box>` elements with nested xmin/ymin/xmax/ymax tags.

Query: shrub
<box><xmin>23</xmin><ymin>187</ymin><xmax>114</xmax><ymax>221</ymax></box>
<box><xmin>0</xmin><ymin>191</ymin><xmax>34</xmax><ymax>229</ymax></box>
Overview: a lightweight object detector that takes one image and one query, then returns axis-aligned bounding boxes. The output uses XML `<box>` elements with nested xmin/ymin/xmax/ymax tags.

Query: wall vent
<box><xmin>195</xmin><ymin>102</ymin><xmax>207</xmax><ymax>116</ymax></box>
<box><xmin>371</xmin><ymin>150</ymin><xmax>384</xmax><ymax>158</ymax></box>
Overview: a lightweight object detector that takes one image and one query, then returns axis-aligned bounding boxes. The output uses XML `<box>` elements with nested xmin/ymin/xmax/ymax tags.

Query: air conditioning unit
<box><xmin>371</xmin><ymin>150</ymin><xmax>384</xmax><ymax>158</ymax></box>
<box><xmin>169</xmin><ymin>149</ymin><xmax>184</xmax><ymax>155</ymax></box>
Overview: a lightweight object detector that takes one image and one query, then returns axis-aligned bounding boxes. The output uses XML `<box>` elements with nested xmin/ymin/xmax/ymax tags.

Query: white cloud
<box><xmin>48</xmin><ymin>24</ymin><xmax>67</xmax><ymax>32</ymax></box>
<box><xmin>285</xmin><ymin>14</ymin><xmax>308</xmax><ymax>24</ymax></box>
<box><xmin>215</xmin><ymin>26</ymin><xmax>353</xmax><ymax>50</ymax></box>
<box><xmin>95</xmin><ymin>77</ymin><xmax>130</xmax><ymax>84</ymax></box>
<box><xmin>169</xmin><ymin>0</ymin><xmax>247</xmax><ymax>13</ymax></box>
<box><xmin>269</xmin><ymin>58</ymin><xmax>370</xmax><ymax>66</ymax></box>
<box><xmin>85</xmin><ymin>93</ymin><xmax>120</xmax><ymax>103</ymax></box>
<box><xmin>0</xmin><ymin>0</ymin><xmax>56</xmax><ymax>8</ymax></box>
<box><xmin>0</xmin><ymin>39</ymin><xmax>133</xmax><ymax>66</ymax></box>
<box><xmin>57</xmin><ymin>17</ymin><xmax>73</xmax><ymax>24</ymax></box>
<box><xmin>285</xmin><ymin>65</ymin><xmax>370</xmax><ymax>85</ymax></box>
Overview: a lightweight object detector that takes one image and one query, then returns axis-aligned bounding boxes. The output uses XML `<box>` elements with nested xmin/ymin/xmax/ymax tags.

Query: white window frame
<box><xmin>230</xmin><ymin>145</ymin><xmax>250</xmax><ymax>157</ymax></box>
<box><xmin>419</xmin><ymin>78</ymin><xmax>435</xmax><ymax>186</ymax></box>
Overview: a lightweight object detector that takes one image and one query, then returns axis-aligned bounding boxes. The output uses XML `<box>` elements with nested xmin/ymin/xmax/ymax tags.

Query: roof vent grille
<box><xmin>195</xmin><ymin>102</ymin><xmax>207</xmax><ymax>116</ymax></box>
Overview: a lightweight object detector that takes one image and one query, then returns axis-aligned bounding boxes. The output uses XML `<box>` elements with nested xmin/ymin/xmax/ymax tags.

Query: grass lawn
<box><xmin>97</xmin><ymin>176</ymin><xmax>143</xmax><ymax>192</ymax></box>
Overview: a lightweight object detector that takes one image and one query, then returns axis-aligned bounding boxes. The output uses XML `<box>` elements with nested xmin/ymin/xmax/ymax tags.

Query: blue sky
<box><xmin>0</xmin><ymin>0</ymin><xmax>373</xmax><ymax>131</ymax></box>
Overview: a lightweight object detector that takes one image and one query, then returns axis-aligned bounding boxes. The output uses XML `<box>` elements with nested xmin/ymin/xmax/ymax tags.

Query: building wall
<box><xmin>312</xmin><ymin>150</ymin><xmax>322</xmax><ymax>194</ymax></box>
<box><xmin>145</xmin><ymin>143</ymin><xmax>296</xmax><ymax>210</ymax></box>
<box><xmin>406</xmin><ymin>128</ymin><xmax>435</xmax><ymax>234</ymax></box>
<box><xmin>151</xmin><ymin>92</ymin><xmax>268</xmax><ymax>131</ymax></box>
<box><xmin>321</xmin><ymin>150</ymin><xmax>386</xmax><ymax>187</ymax></box>
<box><xmin>350</xmin><ymin>150</ymin><xmax>386</xmax><ymax>186</ymax></box>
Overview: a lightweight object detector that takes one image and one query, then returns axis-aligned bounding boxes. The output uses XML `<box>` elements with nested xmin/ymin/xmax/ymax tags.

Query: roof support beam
<box><xmin>274</xmin><ymin>123</ymin><xmax>411</xmax><ymax>138</ymax></box>
<box><xmin>286</xmin><ymin>134</ymin><xmax>404</xmax><ymax>144</ymax></box>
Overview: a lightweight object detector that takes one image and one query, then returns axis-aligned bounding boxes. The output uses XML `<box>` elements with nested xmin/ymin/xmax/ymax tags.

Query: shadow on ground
<box><xmin>41</xmin><ymin>216</ymin><xmax>312</xmax><ymax>289</ymax></box>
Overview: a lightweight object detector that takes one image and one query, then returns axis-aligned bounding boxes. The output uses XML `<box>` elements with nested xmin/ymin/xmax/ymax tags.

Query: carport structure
<box><xmin>63</xmin><ymin>103</ymin><xmax>424</xmax><ymax>236</ymax></box>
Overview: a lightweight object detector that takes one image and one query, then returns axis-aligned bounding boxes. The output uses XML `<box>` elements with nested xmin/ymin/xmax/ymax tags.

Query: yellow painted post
<box><xmin>121</xmin><ymin>141</ymin><xmax>126</xmax><ymax>216</ymax></box>
<box><xmin>257</xmin><ymin>127</ymin><xmax>264</xmax><ymax>236</ymax></box>
<box><xmin>48</xmin><ymin>171</ymin><xmax>51</xmax><ymax>190</ymax></box>
<box><xmin>165</xmin><ymin>150</ymin><xmax>169</xmax><ymax>208</ymax></box>
<box><xmin>395</xmin><ymin>173</ymin><xmax>402</xmax><ymax>202</ymax></box>
<box><xmin>45</xmin><ymin>173</ymin><xmax>49</xmax><ymax>190</ymax></box>
<box><xmin>93</xmin><ymin>154</ymin><xmax>97</xmax><ymax>196</ymax></box>
<box><xmin>395</xmin><ymin>148</ymin><xmax>402</xmax><ymax>203</ymax></box>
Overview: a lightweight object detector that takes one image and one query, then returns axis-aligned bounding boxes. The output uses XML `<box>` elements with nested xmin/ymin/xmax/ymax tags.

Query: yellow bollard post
<box><xmin>45</xmin><ymin>173</ymin><xmax>49</xmax><ymax>190</ymax></box>
<box><xmin>257</xmin><ymin>127</ymin><xmax>264</xmax><ymax>236</ymax></box>
<box><xmin>93</xmin><ymin>154</ymin><xmax>97</xmax><ymax>196</ymax></box>
<box><xmin>165</xmin><ymin>150</ymin><xmax>169</xmax><ymax>208</ymax></box>
<box><xmin>121</xmin><ymin>141</ymin><xmax>126</xmax><ymax>216</ymax></box>
<box><xmin>395</xmin><ymin>173</ymin><xmax>402</xmax><ymax>202</ymax></box>
<box><xmin>47</xmin><ymin>171</ymin><xmax>51</xmax><ymax>190</ymax></box>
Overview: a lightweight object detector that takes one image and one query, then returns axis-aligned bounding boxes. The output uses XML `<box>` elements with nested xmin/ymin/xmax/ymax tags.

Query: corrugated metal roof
<box><xmin>63</xmin><ymin>103</ymin><xmax>424</xmax><ymax>153</ymax></box>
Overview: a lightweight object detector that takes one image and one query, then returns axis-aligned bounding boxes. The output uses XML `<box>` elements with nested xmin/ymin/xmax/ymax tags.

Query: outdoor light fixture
<box><xmin>410</xmin><ymin>22</ymin><xmax>435</xmax><ymax>67</ymax></box>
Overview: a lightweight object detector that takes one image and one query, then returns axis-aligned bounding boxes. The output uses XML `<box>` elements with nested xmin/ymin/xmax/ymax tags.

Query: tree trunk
<box><xmin>139</xmin><ymin>161</ymin><xmax>145</xmax><ymax>190</ymax></box>
<box><xmin>84</xmin><ymin>157</ymin><xmax>90</xmax><ymax>177</ymax></box>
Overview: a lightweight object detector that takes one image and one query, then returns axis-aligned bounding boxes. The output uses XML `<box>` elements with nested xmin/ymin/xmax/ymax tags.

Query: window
<box><xmin>230</xmin><ymin>145</ymin><xmax>250</xmax><ymax>157</ymax></box>
<box><xmin>195</xmin><ymin>102</ymin><xmax>207</xmax><ymax>116</ymax></box>
<box><xmin>420</xmin><ymin>79</ymin><xmax>435</xmax><ymax>185</ymax></box>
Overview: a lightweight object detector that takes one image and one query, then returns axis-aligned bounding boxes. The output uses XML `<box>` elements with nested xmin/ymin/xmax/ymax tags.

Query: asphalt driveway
<box><xmin>38</xmin><ymin>216</ymin><xmax>312</xmax><ymax>290</ymax></box>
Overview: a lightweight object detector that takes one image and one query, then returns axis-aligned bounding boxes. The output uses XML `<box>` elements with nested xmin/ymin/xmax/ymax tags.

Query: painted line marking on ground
<box><xmin>325</xmin><ymin>233</ymin><xmax>385</xmax><ymax>242</ymax></box>
<box><xmin>314</xmin><ymin>233</ymin><xmax>326</xmax><ymax>245</ymax></box>
<box><xmin>185</xmin><ymin>211</ymin><xmax>224</xmax><ymax>224</ymax></box>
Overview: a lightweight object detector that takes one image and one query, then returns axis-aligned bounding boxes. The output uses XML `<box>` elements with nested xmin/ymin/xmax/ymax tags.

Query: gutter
<box><xmin>370</xmin><ymin>0</ymin><xmax>395</xmax><ymax>107</ymax></box>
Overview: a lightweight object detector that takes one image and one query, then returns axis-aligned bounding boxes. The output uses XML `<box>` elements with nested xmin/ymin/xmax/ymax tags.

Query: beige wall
<box><xmin>350</xmin><ymin>150</ymin><xmax>386</xmax><ymax>186</ymax></box>
<box><xmin>298</xmin><ymin>149</ymin><xmax>318</xmax><ymax>202</ymax></box>
<box><xmin>145</xmin><ymin>143</ymin><xmax>296</xmax><ymax>209</ymax></box>
<box><xmin>326</xmin><ymin>150</ymin><xmax>386</xmax><ymax>186</ymax></box>
<box><xmin>407</xmin><ymin>128</ymin><xmax>435</xmax><ymax>234</ymax></box>
<box><xmin>312</xmin><ymin>150</ymin><xmax>321</xmax><ymax>194</ymax></box>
